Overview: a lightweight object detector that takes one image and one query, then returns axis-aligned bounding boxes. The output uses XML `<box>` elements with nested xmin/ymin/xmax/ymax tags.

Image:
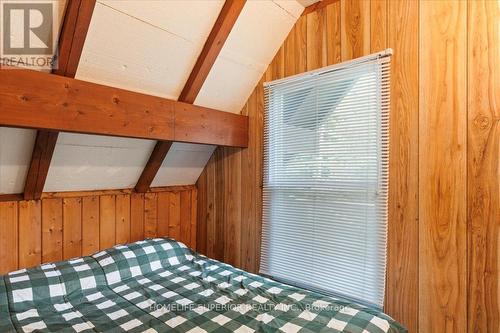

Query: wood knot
<box><xmin>64</xmin><ymin>83</ymin><xmax>70</xmax><ymax>89</ymax></box>
<box><xmin>112</xmin><ymin>97</ymin><xmax>119</xmax><ymax>104</ymax></box>
<box><xmin>474</xmin><ymin>114</ymin><xmax>490</xmax><ymax>130</ymax></box>
<box><xmin>19</xmin><ymin>95</ymin><xmax>28</xmax><ymax>101</ymax></box>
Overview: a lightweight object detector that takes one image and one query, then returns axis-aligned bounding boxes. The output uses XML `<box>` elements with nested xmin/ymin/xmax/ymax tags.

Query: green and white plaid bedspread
<box><xmin>0</xmin><ymin>238</ymin><xmax>406</xmax><ymax>333</ymax></box>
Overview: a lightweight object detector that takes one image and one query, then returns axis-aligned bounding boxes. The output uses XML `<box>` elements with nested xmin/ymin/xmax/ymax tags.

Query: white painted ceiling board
<box><xmin>0</xmin><ymin>128</ymin><xmax>36</xmax><ymax>194</ymax></box>
<box><xmin>273</xmin><ymin>0</ymin><xmax>306</xmax><ymax>16</ymax></box>
<box><xmin>194</xmin><ymin>55</ymin><xmax>263</xmax><ymax>113</ymax></box>
<box><xmin>99</xmin><ymin>0</ymin><xmax>225</xmax><ymax>46</ymax></box>
<box><xmin>44</xmin><ymin>133</ymin><xmax>156</xmax><ymax>192</ymax></box>
<box><xmin>75</xmin><ymin>1</ymin><xmax>221</xmax><ymax>99</ymax></box>
<box><xmin>151</xmin><ymin>143</ymin><xmax>215</xmax><ymax>187</ymax></box>
<box><xmin>195</xmin><ymin>0</ymin><xmax>301</xmax><ymax>113</ymax></box>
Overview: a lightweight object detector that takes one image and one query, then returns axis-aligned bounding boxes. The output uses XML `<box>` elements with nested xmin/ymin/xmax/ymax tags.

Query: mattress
<box><xmin>0</xmin><ymin>238</ymin><xmax>406</xmax><ymax>332</ymax></box>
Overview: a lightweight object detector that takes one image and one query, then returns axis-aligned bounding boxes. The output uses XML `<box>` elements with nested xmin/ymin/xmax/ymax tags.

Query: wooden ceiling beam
<box><xmin>53</xmin><ymin>0</ymin><xmax>96</xmax><ymax>77</ymax></box>
<box><xmin>24</xmin><ymin>0</ymin><xmax>96</xmax><ymax>200</ymax></box>
<box><xmin>135</xmin><ymin>0</ymin><xmax>246</xmax><ymax>193</ymax></box>
<box><xmin>0</xmin><ymin>68</ymin><xmax>249</xmax><ymax>146</ymax></box>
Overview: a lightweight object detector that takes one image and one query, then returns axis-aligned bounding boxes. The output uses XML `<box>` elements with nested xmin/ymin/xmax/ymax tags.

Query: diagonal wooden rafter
<box><xmin>24</xmin><ymin>0</ymin><xmax>96</xmax><ymax>200</ymax></box>
<box><xmin>135</xmin><ymin>0</ymin><xmax>247</xmax><ymax>193</ymax></box>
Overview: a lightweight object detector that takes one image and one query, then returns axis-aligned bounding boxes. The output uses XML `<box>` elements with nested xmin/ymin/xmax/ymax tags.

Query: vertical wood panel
<box><xmin>99</xmin><ymin>195</ymin><xmax>116</xmax><ymax>249</ymax></box>
<box><xmin>144</xmin><ymin>193</ymin><xmax>158</xmax><ymax>238</ymax></box>
<box><xmin>340</xmin><ymin>0</ymin><xmax>370</xmax><ymax>61</ymax></box>
<box><xmin>419</xmin><ymin>1</ymin><xmax>467</xmax><ymax>331</ymax></box>
<box><xmin>196</xmin><ymin>172</ymin><xmax>207</xmax><ymax>253</ymax></box>
<box><xmin>82</xmin><ymin>196</ymin><xmax>99</xmax><ymax>256</ymax></box>
<box><xmin>62</xmin><ymin>197</ymin><xmax>82</xmax><ymax>260</ymax></box>
<box><xmin>130</xmin><ymin>193</ymin><xmax>144</xmax><ymax>242</ymax></box>
<box><xmin>18</xmin><ymin>201</ymin><xmax>41</xmax><ymax>268</ymax></box>
<box><xmin>306</xmin><ymin>8</ymin><xmax>326</xmax><ymax>70</ymax></box>
<box><xmin>270</xmin><ymin>46</ymin><xmax>285</xmax><ymax>81</ymax></box>
<box><xmin>180</xmin><ymin>191</ymin><xmax>191</xmax><ymax>246</ymax></box>
<box><xmin>157</xmin><ymin>192</ymin><xmax>170</xmax><ymax>237</ymax></box>
<box><xmin>190</xmin><ymin>189</ymin><xmax>197</xmax><ymax>250</ymax></box>
<box><xmin>42</xmin><ymin>198</ymin><xmax>63</xmax><ymax>263</ymax></box>
<box><xmin>326</xmin><ymin>1</ymin><xmax>341</xmax><ymax>65</ymax></box>
<box><xmin>284</xmin><ymin>15</ymin><xmax>307</xmax><ymax>77</ymax></box>
<box><xmin>204</xmin><ymin>156</ymin><xmax>217</xmax><ymax>258</ymax></box>
<box><xmin>0</xmin><ymin>202</ymin><xmax>18</xmax><ymax>274</ymax></box>
<box><xmin>115</xmin><ymin>194</ymin><xmax>131</xmax><ymax>244</ymax></box>
<box><xmin>168</xmin><ymin>192</ymin><xmax>181</xmax><ymax>241</ymax></box>
<box><xmin>223</xmin><ymin>148</ymin><xmax>241</xmax><ymax>267</ymax></box>
<box><xmin>385</xmin><ymin>1</ymin><xmax>419</xmax><ymax>332</ymax></box>
<box><xmin>253</xmin><ymin>77</ymin><xmax>264</xmax><ymax>272</ymax></box>
<box><xmin>214</xmin><ymin>149</ymin><xmax>225</xmax><ymax>262</ymax></box>
<box><xmin>467</xmin><ymin>0</ymin><xmax>500</xmax><ymax>331</ymax></box>
<box><xmin>240</xmin><ymin>88</ymin><xmax>258</xmax><ymax>273</ymax></box>
<box><xmin>370</xmin><ymin>0</ymin><xmax>387</xmax><ymax>52</ymax></box>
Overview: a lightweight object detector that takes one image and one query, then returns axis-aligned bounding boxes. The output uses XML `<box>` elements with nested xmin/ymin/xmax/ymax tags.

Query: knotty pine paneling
<box><xmin>144</xmin><ymin>193</ymin><xmax>158</xmax><ymax>238</ymax></box>
<box><xmin>419</xmin><ymin>1</ymin><xmax>467</xmax><ymax>331</ymax></box>
<box><xmin>63</xmin><ymin>197</ymin><xmax>82</xmax><ymax>260</ymax></box>
<box><xmin>41</xmin><ymin>198</ymin><xmax>63</xmax><ymax>263</ymax></box>
<box><xmin>82</xmin><ymin>196</ymin><xmax>99</xmax><ymax>256</ymax></box>
<box><xmin>0</xmin><ymin>186</ymin><xmax>197</xmax><ymax>274</ymax></box>
<box><xmin>385</xmin><ymin>1</ymin><xmax>419</xmax><ymax>332</ymax></box>
<box><xmin>0</xmin><ymin>202</ymin><xmax>18</xmax><ymax>274</ymax></box>
<box><xmin>467</xmin><ymin>1</ymin><xmax>500</xmax><ymax>332</ymax></box>
<box><xmin>115</xmin><ymin>194</ymin><xmax>131</xmax><ymax>245</ymax></box>
<box><xmin>18</xmin><ymin>201</ymin><xmax>41</xmax><ymax>269</ymax></box>
<box><xmin>197</xmin><ymin>0</ymin><xmax>500</xmax><ymax>332</ymax></box>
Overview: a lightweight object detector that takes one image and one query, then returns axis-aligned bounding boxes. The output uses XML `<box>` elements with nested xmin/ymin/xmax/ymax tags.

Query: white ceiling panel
<box><xmin>151</xmin><ymin>143</ymin><xmax>216</xmax><ymax>187</ymax></box>
<box><xmin>99</xmin><ymin>0</ymin><xmax>225</xmax><ymax>46</ymax></box>
<box><xmin>76</xmin><ymin>0</ymin><xmax>223</xmax><ymax>99</ymax></box>
<box><xmin>195</xmin><ymin>0</ymin><xmax>302</xmax><ymax>113</ymax></box>
<box><xmin>194</xmin><ymin>55</ymin><xmax>263</xmax><ymax>113</ymax></box>
<box><xmin>44</xmin><ymin>133</ymin><xmax>156</xmax><ymax>192</ymax></box>
<box><xmin>0</xmin><ymin>128</ymin><xmax>36</xmax><ymax>194</ymax></box>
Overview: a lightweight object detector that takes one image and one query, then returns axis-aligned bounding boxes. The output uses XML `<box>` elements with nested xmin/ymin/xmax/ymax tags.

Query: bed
<box><xmin>0</xmin><ymin>238</ymin><xmax>406</xmax><ymax>333</ymax></box>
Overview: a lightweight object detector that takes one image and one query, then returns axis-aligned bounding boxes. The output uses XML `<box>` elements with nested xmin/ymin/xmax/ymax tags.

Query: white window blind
<box><xmin>260</xmin><ymin>50</ymin><xmax>391</xmax><ymax>309</ymax></box>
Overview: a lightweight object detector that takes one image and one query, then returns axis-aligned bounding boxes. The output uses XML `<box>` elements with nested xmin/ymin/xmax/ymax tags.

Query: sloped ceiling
<box><xmin>0</xmin><ymin>0</ymin><xmax>305</xmax><ymax>194</ymax></box>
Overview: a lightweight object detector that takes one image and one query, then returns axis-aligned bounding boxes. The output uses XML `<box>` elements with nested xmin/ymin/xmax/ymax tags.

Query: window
<box><xmin>260</xmin><ymin>50</ymin><xmax>391</xmax><ymax>308</ymax></box>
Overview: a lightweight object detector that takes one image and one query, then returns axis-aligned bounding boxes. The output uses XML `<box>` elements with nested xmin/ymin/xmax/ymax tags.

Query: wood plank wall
<box><xmin>196</xmin><ymin>1</ymin><xmax>500</xmax><ymax>332</ymax></box>
<box><xmin>0</xmin><ymin>186</ymin><xmax>197</xmax><ymax>275</ymax></box>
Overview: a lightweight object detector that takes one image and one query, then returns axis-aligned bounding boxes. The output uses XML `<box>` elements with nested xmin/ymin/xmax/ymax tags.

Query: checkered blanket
<box><xmin>0</xmin><ymin>238</ymin><xmax>406</xmax><ymax>333</ymax></box>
